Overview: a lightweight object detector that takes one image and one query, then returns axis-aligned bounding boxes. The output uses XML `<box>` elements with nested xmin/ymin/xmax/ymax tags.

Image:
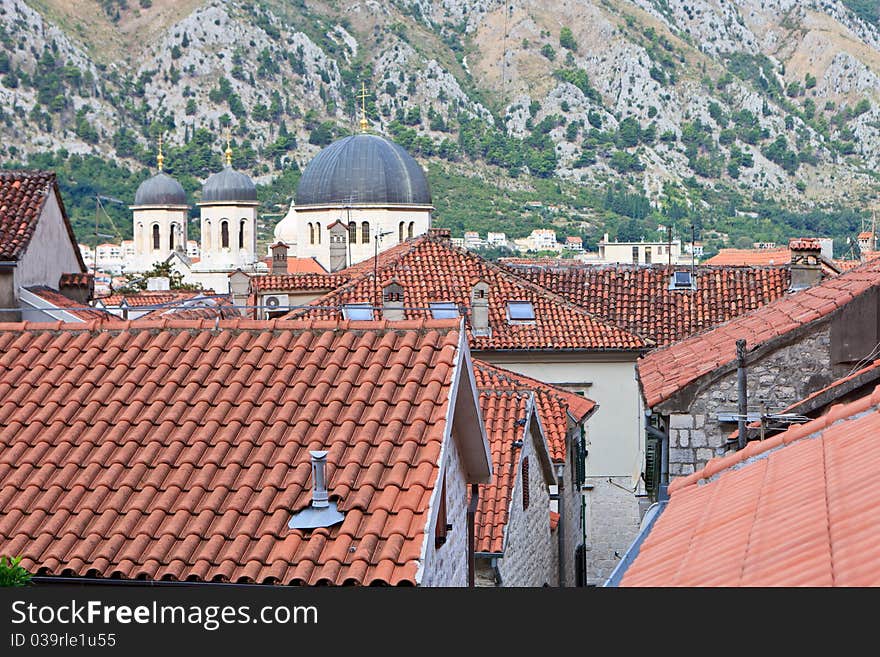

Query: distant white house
<box><xmin>487</xmin><ymin>232</ymin><xmax>508</xmax><ymax>247</ymax></box>
<box><xmin>564</xmin><ymin>236</ymin><xmax>583</xmax><ymax>251</ymax></box>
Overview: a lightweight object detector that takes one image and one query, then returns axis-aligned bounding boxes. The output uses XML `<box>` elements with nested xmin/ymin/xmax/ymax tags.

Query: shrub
<box><xmin>0</xmin><ymin>556</ymin><xmax>31</xmax><ymax>587</ymax></box>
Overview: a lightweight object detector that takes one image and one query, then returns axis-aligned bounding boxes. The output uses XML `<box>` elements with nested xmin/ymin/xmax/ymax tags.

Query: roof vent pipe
<box><xmin>310</xmin><ymin>450</ymin><xmax>329</xmax><ymax>508</ymax></box>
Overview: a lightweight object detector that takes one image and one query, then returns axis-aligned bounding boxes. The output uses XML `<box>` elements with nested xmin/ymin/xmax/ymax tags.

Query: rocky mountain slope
<box><xmin>3</xmin><ymin>0</ymin><xmax>880</xmax><ymax>251</ymax></box>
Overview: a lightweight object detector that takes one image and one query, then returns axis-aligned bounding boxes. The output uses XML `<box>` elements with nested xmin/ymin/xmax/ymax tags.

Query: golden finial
<box><xmin>157</xmin><ymin>134</ymin><xmax>164</xmax><ymax>172</ymax></box>
<box><xmin>224</xmin><ymin>127</ymin><xmax>233</xmax><ymax>167</ymax></box>
<box><xmin>357</xmin><ymin>81</ymin><xmax>370</xmax><ymax>133</ymax></box>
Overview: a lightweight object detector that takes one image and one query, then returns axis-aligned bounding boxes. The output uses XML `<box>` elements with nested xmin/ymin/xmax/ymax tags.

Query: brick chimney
<box><xmin>470</xmin><ymin>281</ymin><xmax>490</xmax><ymax>336</ymax></box>
<box><xmin>270</xmin><ymin>241</ymin><xmax>288</xmax><ymax>275</ymax></box>
<box><xmin>58</xmin><ymin>273</ymin><xmax>94</xmax><ymax>306</ymax></box>
<box><xmin>789</xmin><ymin>238</ymin><xmax>822</xmax><ymax>290</ymax></box>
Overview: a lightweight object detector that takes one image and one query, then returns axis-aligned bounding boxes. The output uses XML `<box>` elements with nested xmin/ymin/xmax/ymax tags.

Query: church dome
<box><xmin>134</xmin><ymin>172</ymin><xmax>187</xmax><ymax>206</ymax></box>
<box><xmin>295</xmin><ymin>134</ymin><xmax>432</xmax><ymax>207</ymax></box>
<box><xmin>202</xmin><ymin>166</ymin><xmax>257</xmax><ymax>203</ymax></box>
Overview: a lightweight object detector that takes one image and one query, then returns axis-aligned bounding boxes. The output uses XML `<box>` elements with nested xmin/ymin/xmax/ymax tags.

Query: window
<box><xmin>316</xmin><ymin>223</ymin><xmax>321</xmax><ymax>244</ymax></box>
<box><xmin>308</xmin><ymin>222</ymin><xmax>314</xmax><ymax>245</ymax></box>
<box><xmin>239</xmin><ymin>219</ymin><xmax>246</xmax><ymax>249</ymax></box>
<box><xmin>342</xmin><ymin>303</ymin><xmax>373</xmax><ymax>321</ymax></box>
<box><xmin>362</xmin><ymin>221</ymin><xmax>370</xmax><ymax>244</ymax></box>
<box><xmin>645</xmin><ymin>246</ymin><xmax>652</xmax><ymax>264</ymax></box>
<box><xmin>670</xmin><ymin>271</ymin><xmax>694</xmax><ymax>289</ymax></box>
<box><xmin>522</xmin><ymin>456</ymin><xmax>530</xmax><ymax>510</ymax></box>
<box><xmin>152</xmin><ymin>224</ymin><xmax>160</xmax><ymax>250</ymax></box>
<box><xmin>435</xmin><ymin>473</ymin><xmax>448</xmax><ymax>548</ymax></box>
<box><xmin>408</xmin><ymin>221</ymin><xmax>415</xmax><ymax>239</ymax></box>
<box><xmin>632</xmin><ymin>246</ymin><xmax>639</xmax><ymax>263</ymax></box>
<box><xmin>221</xmin><ymin>221</ymin><xmax>230</xmax><ymax>249</ymax></box>
<box><xmin>169</xmin><ymin>223</ymin><xmax>177</xmax><ymax>250</ymax></box>
<box><xmin>507</xmin><ymin>300</ymin><xmax>535</xmax><ymax>322</ymax></box>
<box><xmin>429</xmin><ymin>302</ymin><xmax>459</xmax><ymax>319</ymax></box>
<box><xmin>399</xmin><ymin>221</ymin><xmax>405</xmax><ymax>242</ymax></box>
<box><xmin>348</xmin><ymin>221</ymin><xmax>356</xmax><ymax>244</ymax></box>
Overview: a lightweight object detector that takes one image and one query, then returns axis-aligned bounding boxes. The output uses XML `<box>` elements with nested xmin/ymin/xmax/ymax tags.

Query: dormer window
<box><xmin>429</xmin><ymin>301</ymin><xmax>459</xmax><ymax>320</ymax></box>
<box><xmin>507</xmin><ymin>300</ymin><xmax>536</xmax><ymax>323</ymax></box>
<box><xmin>669</xmin><ymin>271</ymin><xmax>695</xmax><ymax>290</ymax></box>
<box><xmin>342</xmin><ymin>303</ymin><xmax>373</xmax><ymax>321</ymax></box>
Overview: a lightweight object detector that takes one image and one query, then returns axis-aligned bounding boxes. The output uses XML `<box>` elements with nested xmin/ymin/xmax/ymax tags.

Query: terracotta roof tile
<box><xmin>135</xmin><ymin>296</ymin><xmax>240</xmax><ymax>321</ymax></box>
<box><xmin>473</xmin><ymin>359</ymin><xmax>595</xmax><ymax>462</ymax></box>
<box><xmin>259</xmin><ymin>256</ymin><xmax>327</xmax><ymax>275</ymax></box>
<box><xmin>24</xmin><ymin>287</ymin><xmax>113</xmax><ymax>322</ymax></box>
<box><xmin>639</xmin><ymin>258</ymin><xmax>880</xmax><ymax>408</ymax></box>
<box><xmin>282</xmin><ymin>234</ymin><xmax>646</xmax><ymax>351</ymax></box>
<box><xmin>473</xmin><ymin>390</ymin><xmax>531</xmax><ymax>554</ymax></box>
<box><xmin>95</xmin><ymin>290</ymin><xmax>213</xmax><ymax>308</ymax></box>
<box><xmin>250</xmin><ymin>273</ymin><xmax>342</xmax><ymax>292</ymax></box>
<box><xmin>503</xmin><ymin>262</ymin><xmax>790</xmax><ymax>347</ymax></box>
<box><xmin>703</xmin><ymin>248</ymin><xmax>793</xmax><ymax>266</ymax></box>
<box><xmin>621</xmin><ymin>385</ymin><xmax>880</xmax><ymax>586</ymax></box>
<box><xmin>59</xmin><ymin>273</ymin><xmax>93</xmax><ymax>288</ymax></box>
<box><xmin>0</xmin><ymin>171</ymin><xmax>55</xmax><ymax>260</ymax></box>
<box><xmin>0</xmin><ymin>318</ymin><xmax>466</xmax><ymax>585</ymax></box>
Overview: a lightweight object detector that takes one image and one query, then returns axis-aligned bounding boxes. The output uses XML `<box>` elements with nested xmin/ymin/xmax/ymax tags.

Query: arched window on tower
<box><xmin>348</xmin><ymin>221</ymin><xmax>357</xmax><ymax>244</ymax></box>
<box><xmin>221</xmin><ymin>220</ymin><xmax>230</xmax><ymax>249</ymax></box>
<box><xmin>316</xmin><ymin>223</ymin><xmax>321</xmax><ymax>244</ymax></box>
<box><xmin>362</xmin><ymin>221</ymin><xmax>370</xmax><ymax>244</ymax></box>
<box><xmin>152</xmin><ymin>224</ymin><xmax>160</xmax><ymax>251</ymax></box>
<box><xmin>399</xmin><ymin>221</ymin><xmax>405</xmax><ymax>242</ymax></box>
<box><xmin>308</xmin><ymin>223</ymin><xmax>314</xmax><ymax>245</ymax></box>
<box><xmin>239</xmin><ymin>219</ymin><xmax>246</xmax><ymax>250</ymax></box>
<box><xmin>408</xmin><ymin>221</ymin><xmax>415</xmax><ymax>239</ymax></box>
<box><xmin>169</xmin><ymin>223</ymin><xmax>177</xmax><ymax>251</ymax></box>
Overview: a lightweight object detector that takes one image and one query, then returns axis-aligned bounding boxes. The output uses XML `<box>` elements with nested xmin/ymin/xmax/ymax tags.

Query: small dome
<box><xmin>295</xmin><ymin>134</ymin><xmax>432</xmax><ymax>207</ymax></box>
<box><xmin>134</xmin><ymin>172</ymin><xmax>187</xmax><ymax>206</ymax></box>
<box><xmin>202</xmin><ymin>166</ymin><xmax>257</xmax><ymax>203</ymax></box>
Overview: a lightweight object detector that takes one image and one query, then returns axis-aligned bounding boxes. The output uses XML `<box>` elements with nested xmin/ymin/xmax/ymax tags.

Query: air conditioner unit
<box><xmin>264</xmin><ymin>294</ymin><xmax>289</xmax><ymax>310</ymax></box>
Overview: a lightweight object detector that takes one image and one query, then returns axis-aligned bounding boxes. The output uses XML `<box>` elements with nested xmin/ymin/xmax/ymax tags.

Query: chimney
<box><xmin>470</xmin><ymin>281</ymin><xmax>490</xmax><ymax>336</ymax></box>
<box><xmin>228</xmin><ymin>269</ymin><xmax>250</xmax><ymax>317</ymax></box>
<box><xmin>58</xmin><ymin>273</ymin><xmax>94</xmax><ymax>305</ymax></box>
<box><xmin>382</xmin><ymin>281</ymin><xmax>405</xmax><ymax>321</ymax></box>
<box><xmin>789</xmin><ymin>238</ymin><xmax>822</xmax><ymax>290</ymax></box>
<box><xmin>270</xmin><ymin>241</ymin><xmax>288</xmax><ymax>274</ymax></box>
<box><xmin>310</xmin><ymin>450</ymin><xmax>329</xmax><ymax>508</ymax></box>
<box><xmin>427</xmin><ymin>228</ymin><xmax>451</xmax><ymax>243</ymax></box>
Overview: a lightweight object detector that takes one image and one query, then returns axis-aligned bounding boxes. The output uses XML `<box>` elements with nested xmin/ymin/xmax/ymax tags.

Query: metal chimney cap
<box><xmin>310</xmin><ymin>450</ymin><xmax>328</xmax><ymax>460</ymax></box>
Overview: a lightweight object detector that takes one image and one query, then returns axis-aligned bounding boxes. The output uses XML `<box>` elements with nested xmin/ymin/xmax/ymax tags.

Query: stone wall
<box><xmin>495</xmin><ymin>421</ymin><xmax>555</xmax><ymax>587</ymax></box>
<box><xmin>556</xmin><ymin>424</ymin><xmax>585</xmax><ymax>587</ymax></box>
<box><xmin>419</xmin><ymin>431</ymin><xmax>469</xmax><ymax>587</ymax></box>
<box><xmin>667</xmin><ymin>326</ymin><xmax>844</xmax><ymax>474</ymax></box>
<box><xmin>584</xmin><ymin>476</ymin><xmax>642</xmax><ymax>586</ymax></box>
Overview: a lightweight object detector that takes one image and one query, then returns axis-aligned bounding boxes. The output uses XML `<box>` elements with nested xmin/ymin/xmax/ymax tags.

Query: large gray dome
<box><xmin>295</xmin><ymin>134</ymin><xmax>432</xmax><ymax>206</ymax></box>
<box><xmin>134</xmin><ymin>172</ymin><xmax>187</xmax><ymax>206</ymax></box>
<box><xmin>202</xmin><ymin>166</ymin><xmax>257</xmax><ymax>203</ymax></box>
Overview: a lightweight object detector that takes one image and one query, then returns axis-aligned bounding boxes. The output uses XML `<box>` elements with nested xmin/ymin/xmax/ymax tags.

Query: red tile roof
<box><xmin>0</xmin><ymin>318</ymin><xmax>481</xmax><ymax>585</ymax></box>
<box><xmin>859</xmin><ymin>231</ymin><xmax>874</xmax><ymax>240</ymax></box>
<box><xmin>259</xmin><ymin>256</ymin><xmax>327</xmax><ymax>274</ymax></box>
<box><xmin>135</xmin><ymin>296</ymin><xmax>239</xmax><ymax>321</ymax></box>
<box><xmin>95</xmin><ymin>290</ymin><xmax>211</xmax><ymax>308</ymax></box>
<box><xmin>59</xmin><ymin>273</ymin><xmax>93</xmax><ymax>288</ymax></box>
<box><xmin>504</xmin><ymin>263</ymin><xmax>790</xmax><ymax>347</ymax></box>
<box><xmin>283</xmin><ymin>234</ymin><xmax>647</xmax><ymax>352</ymax></box>
<box><xmin>473</xmin><ymin>359</ymin><xmax>595</xmax><ymax>462</ymax></box>
<box><xmin>250</xmin><ymin>273</ymin><xmax>342</xmax><ymax>292</ymax></box>
<box><xmin>550</xmin><ymin>511</ymin><xmax>560</xmax><ymax>531</ymax></box>
<box><xmin>789</xmin><ymin>238</ymin><xmax>821</xmax><ymax>251</ymax></box>
<box><xmin>620</xmin><ymin>385</ymin><xmax>880</xmax><ymax>586</ymax></box>
<box><xmin>639</xmin><ymin>259</ymin><xmax>880</xmax><ymax>409</ymax></box>
<box><xmin>703</xmin><ymin>247</ymin><xmax>793</xmax><ymax>266</ymax></box>
<box><xmin>23</xmin><ymin>287</ymin><xmax>113</xmax><ymax>322</ymax></box>
<box><xmin>474</xmin><ymin>391</ymin><xmax>532</xmax><ymax>554</ymax></box>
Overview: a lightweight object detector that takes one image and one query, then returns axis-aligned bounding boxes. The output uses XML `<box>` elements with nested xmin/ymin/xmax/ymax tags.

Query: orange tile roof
<box><xmin>250</xmin><ymin>273</ymin><xmax>342</xmax><ymax>292</ymax></box>
<box><xmin>0</xmin><ymin>318</ymin><xmax>476</xmax><ymax>585</ymax></box>
<box><xmin>473</xmin><ymin>359</ymin><xmax>595</xmax><ymax>462</ymax></box>
<box><xmin>550</xmin><ymin>511</ymin><xmax>560</xmax><ymax>531</ymax></box>
<box><xmin>505</xmin><ymin>263</ymin><xmax>790</xmax><ymax>347</ymax></box>
<box><xmin>639</xmin><ymin>259</ymin><xmax>880</xmax><ymax>409</ymax></box>
<box><xmin>835</xmin><ymin>259</ymin><xmax>863</xmax><ymax>271</ymax></box>
<box><xmin>96</xmin><ymin>290</ymin><xmax>212</xmax><ymax>308</ymax></box>
<box><xmin>58</xmin><ymin>272</ymin><xmax>93</xmax><ymax>288</ymax></box>
<box><xmin>474</xmin><ymin>390</ymin><xmax>532</xmax><ymax>554</ymax></box>
<box><xmin>620</xmin><ymin>385</ymin><xmax>880</xmax><ymax>586</ymax></box>
<box><xmin>703</xmin><ymin>247</ymin><xmax>792</xmax><ymax>266</ymax></box>
<box><xmin>859</xmin><ymin>231</ymin><xmax>874</xmax><ymax>239</ymax></box>
<box><xmin>259</xmin><ymin>256</ymin><xmax>328</xmax><ymax>274</ymax></box>
<box><xmin>135</xmin><ymin>296</ymin><xmax>240</xmax><ymax>321</ymax></box>
<box><xmin>24</xmin><ymin>286</ymin><xmax>114</xmax><ymax>322</ymax></box>
<box><xmin>284</xmin><ymin>234</ymin><xmax>647</xmax><ymax>352</ymax></box>
<box><xmin>0</xmin><ymin>172</ymin><xmax>65</xmax><ymax>261</ymax></box>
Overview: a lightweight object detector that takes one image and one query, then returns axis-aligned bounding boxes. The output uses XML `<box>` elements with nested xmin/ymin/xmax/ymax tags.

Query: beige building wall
<box><xmin>16</xmin><ymin>192</ymin><xmax>83</xmax><ymax>289</ymax></box>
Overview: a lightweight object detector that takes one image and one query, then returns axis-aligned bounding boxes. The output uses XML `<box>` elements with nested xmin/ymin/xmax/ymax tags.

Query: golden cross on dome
<box><xmin>357</xmin><ymin>81</ymin><xmax>370</xmax><ymax>133</ymax></box>
<box><xmin>224</xmin><ymin>127</ymin><xmax>233</xmax><ymax>167</ymax></box>
<box><xmin>157</xmin><ymin>133</ymin><xmax>164</xmax><ymax>171</ymax></box>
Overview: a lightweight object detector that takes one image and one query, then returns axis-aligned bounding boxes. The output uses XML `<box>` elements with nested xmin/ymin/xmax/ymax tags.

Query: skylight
<box><xmin>507</xmin><ymin>300</ymin><xmax>536</xmax><ymax>322</ymax></box>
<box><xmin>670</xmin><ymin>271</ymin><xmax>695</xmax><ymax>290</ymax></box>
<box><xmin>342</xmin><ymin>303</ymin><xmax>374</xmax><ymax>321</ymax></box>
<box><xmin>429</xmin><ymin>301</ymin><xmax>459</xmax><ymax>320</ymax></box>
